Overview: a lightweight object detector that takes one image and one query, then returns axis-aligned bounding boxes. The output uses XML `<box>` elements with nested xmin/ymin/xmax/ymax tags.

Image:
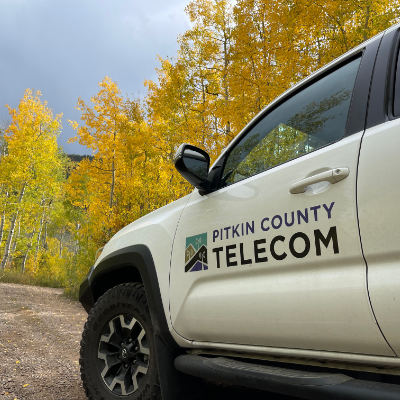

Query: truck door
<box><xmin>358</xmin><ymin>29</ymin><xmax>400</xmax><ymax>356</ymax></box>
<box><xmin>170</xmin><ymin>39</ymin><xmax>393</xmax><ymax>356</ymax></box>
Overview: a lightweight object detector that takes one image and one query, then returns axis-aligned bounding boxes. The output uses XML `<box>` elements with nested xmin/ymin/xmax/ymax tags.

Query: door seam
<box><xmin>355</xmin><ymin>33</ymin><xmax>397</xmax><ymax>356</ymax></box>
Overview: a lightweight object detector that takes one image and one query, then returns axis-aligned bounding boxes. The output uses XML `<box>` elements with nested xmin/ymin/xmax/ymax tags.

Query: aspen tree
<box><xmin>0</xmin><ymin>89</ymin><xmax>62</xmax><ymax>270</ymax></box>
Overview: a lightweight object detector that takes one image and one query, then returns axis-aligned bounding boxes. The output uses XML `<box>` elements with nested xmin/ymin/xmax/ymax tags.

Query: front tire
<box><xmin>80</xmin><ymin>283</ymin><xmax>161</xmax><ymax>400</ymax></box>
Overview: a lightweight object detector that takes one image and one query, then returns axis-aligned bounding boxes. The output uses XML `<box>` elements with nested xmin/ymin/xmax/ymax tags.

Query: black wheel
<box><xmin>80</xmin><ymin>283</ymin><xmax>161</xmax><ymax>400</ymax></box>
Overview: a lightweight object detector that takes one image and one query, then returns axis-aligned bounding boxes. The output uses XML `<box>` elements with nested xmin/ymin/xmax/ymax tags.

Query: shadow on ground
<box><xmin>0</xmin><ymin>283</ymin><xmax>296</xmax><ymax>400</ymax></box>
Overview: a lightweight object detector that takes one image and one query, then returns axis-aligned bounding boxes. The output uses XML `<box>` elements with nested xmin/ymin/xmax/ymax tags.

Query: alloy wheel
<box><xmin>97</xmin><ymin>314</ymin><xmax>150</xmax><ymax>396</ymax></box>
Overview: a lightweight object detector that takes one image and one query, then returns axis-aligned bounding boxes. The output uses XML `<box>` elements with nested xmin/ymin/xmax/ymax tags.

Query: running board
<box><xmin>174</xmin><ymin>354</ymin><xmax>400</xmax><ymax>400</ymax></box>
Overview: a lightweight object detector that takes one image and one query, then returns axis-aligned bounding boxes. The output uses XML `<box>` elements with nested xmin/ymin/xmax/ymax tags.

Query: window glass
<box><xmin>222</xmin><ymin>57</ymin><xmax>361</xmax><ymax>186</ymax></box>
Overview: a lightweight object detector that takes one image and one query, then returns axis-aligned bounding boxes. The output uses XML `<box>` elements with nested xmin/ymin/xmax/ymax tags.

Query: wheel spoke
<box><xmin>137</xmin><ymin>328</ymin><xmax>150</xmax><ymax>355</ymax></box>
<box><xmin>109</xmin><ymin>376</ymin><xmax>127</xmax><ymax>395</ymax></box>
<box><xmin>97</xmin><ymin>313</ymin><xmax>150</xmax><ymax>396</ymax></box>
<box><xmin>109</xmin><ymin>377</ymin><xmax>118</xmax><ymax>391</ymax></box>
<box><xmin>136</xmin><ymin>359</ymin><xmax>149</xmax><ymax>375</ymax></box>
<box><xmin>132</xmin><ymin>360</ymin><xmax>148</xmax><ymax>391</ymax></box>
<box><xmin>120</xmin><ymin>314</ymin><xmax>137</xmax><ymax>330</ymax></box>
<box><xmin>99</xmin><ymin>318</ymin><xmax>123</xmax><ymax>348</ymax></box>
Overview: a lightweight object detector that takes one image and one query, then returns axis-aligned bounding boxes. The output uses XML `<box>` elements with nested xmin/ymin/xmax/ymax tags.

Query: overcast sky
<box><xmin>0</xmin><ymin>0</ymin><xmax>191</xmax><ymax>154</ymax></box>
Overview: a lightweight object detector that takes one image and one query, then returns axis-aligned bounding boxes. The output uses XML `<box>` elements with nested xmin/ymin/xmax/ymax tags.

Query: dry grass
<box><xmin>0</xmin><ymin>268</ymin><xmax>64</xmax><ymax>289</ymax></box>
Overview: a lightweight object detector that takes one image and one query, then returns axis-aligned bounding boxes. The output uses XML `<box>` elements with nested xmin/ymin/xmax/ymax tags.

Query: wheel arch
<box><xmin>90</xmin><ymin>264</ymin><xmax>143</xmax><ymax>303</ymax></box>
<box><xmin>80</xmin><ymin>244</ymin><xmax>170</xmax><ymax>342</ymax></box>
<box><xmin>79</xmin><ymin>244</ymin><xmax>184</xmax><ymax>399</ymax></box>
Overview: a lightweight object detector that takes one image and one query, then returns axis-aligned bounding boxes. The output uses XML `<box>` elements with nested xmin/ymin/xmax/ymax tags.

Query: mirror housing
<box><xmin>174</xmin><ymin>143</ymin><xmax>211</xmax><ymax>192</ymax></box>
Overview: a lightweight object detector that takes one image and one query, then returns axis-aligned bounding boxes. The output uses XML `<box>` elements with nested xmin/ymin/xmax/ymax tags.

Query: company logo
<box><xmin>185</xmin><ymin>233</ymin><xmax>208</xmax><ymax>272</ymax></box>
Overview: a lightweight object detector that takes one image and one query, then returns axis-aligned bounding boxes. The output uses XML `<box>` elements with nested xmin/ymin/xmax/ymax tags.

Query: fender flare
<box><xmin>79</xmin><ymin>244</ymin><xmax>184</xmax><ymax>399</ymax></box>
<box><xmin>80</xmin><ymin>244</ymin><xmax>173</xmax><ymax>347</ymax></box>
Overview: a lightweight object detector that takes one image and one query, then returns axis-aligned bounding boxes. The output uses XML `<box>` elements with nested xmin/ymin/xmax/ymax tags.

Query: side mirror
<box><xmin>174</xmin><ymin>143</ymin><xmax>210</xmax><ymax>192</ymax></box>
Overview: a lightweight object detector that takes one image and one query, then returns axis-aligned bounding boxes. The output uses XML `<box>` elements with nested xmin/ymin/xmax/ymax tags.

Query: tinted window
<box><xmin>222</xmin><ymin>57</ymin><xmax>361</xmax><ymax>186</ymax></box>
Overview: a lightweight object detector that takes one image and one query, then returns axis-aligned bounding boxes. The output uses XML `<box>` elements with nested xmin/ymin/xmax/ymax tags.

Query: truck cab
<box><xmin>79</xmin><ymin>24</ymin><xmax>400</xmax><ymax>400</ymax></box>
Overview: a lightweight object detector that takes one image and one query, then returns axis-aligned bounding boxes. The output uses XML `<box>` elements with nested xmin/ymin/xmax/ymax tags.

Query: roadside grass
<box><xmin>0</xmin><ymin>268</ymin><xmax>83</xmax><ymax>300</ymax></box>
<box><xmin>63</xmin><ymin>284</ymin><xmax>80</xmax><ymax>300</ymax></box>
<box><xmin>0</xmin><ymin>268</ymin><xmax>65</xmax><ymax>290</ymax></box>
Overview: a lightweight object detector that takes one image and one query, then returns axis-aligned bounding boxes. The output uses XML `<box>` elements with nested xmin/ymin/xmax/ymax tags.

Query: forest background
<box><xmin>0</xmin><ymin>0</ymin><xmax>399</xmax><ymax>297</ymax></box>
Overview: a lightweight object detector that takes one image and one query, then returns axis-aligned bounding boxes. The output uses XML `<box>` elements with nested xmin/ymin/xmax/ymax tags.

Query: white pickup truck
<box><xmin>78</xmin><ymin>23</ymin><xmax>400</xmax><ymax>400</ymax></box>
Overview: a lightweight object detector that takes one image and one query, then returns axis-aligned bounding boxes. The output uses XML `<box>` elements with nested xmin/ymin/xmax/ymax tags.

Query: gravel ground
<box><xmin>0</xmin><ymin>283</ymin><xmax>87</xmax><ymax>400</ymax></box>
<box><xmin>0</xmin><ymin>283</ymin><xmax>294</xmax><ymax>400</ymax></box>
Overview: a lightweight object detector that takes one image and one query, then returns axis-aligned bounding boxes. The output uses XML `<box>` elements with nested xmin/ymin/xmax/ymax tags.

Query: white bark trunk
<box><xmin>21</xmin><ymin>231</ymin><xmax>36</xmax><ymax>273</ymax></box>
<box><xmin>34</xmin><ymin>210</ymin><xmax>46</xmax><ymax>262</ymax></box>
<box><xmin>0</xmin><ymin>190</ymin><xmax>9</xmax><ymax>245</ymax></box>
<box><xmin>8</xmin><ymin>219</ymin><xmax>20</xmax><ymax>267</ymax></box>
<box><xmin>0</xmin><ymin>209</ymin><xmax>5</xmax><ymax>246</ymax></box>
<box><xmin>1</xmin><ymin>183</ymin><xmax>25</xmax><ymax>269</ymax></box>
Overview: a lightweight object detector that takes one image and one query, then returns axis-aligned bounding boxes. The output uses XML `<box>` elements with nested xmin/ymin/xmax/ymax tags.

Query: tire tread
<box><xmin>80</xmin><ymin>282</ymin><xmax>161</xmax><ymax>400</ymax></box>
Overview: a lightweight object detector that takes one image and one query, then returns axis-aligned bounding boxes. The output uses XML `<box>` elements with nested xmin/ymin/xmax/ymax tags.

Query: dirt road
<box><xmin>0</xmin><ymin>283</ymin><xmax>295</xmax><ymax>400</ymax></box>
<box><xmin>0</xmin><ymin>283</ymin><xmax>87</xmax><ymax>400</ymax></box>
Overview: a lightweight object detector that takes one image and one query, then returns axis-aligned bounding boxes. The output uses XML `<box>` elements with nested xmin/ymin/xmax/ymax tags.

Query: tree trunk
<box><xmin>0</xmin><ymin>209</ymin><xmax>5</xmax><ymax>246</ymax></box>
<box><xmin>8</xmin><ymin>219</ymin><xmax>20</xmax><ymax>268</ymax></box>
<box><xmin>21</xmin><ymin>230</ymin><xmax>36</xmax><ymax>273</ymax></box>
<box><xmin>109</xmin><ymin>130</ymin><xmax>117</xmax><ymax>209</ymax></box>
<box><xmin>222</xmin><ymin>23</ymin><xmax>231</xmax><ymax>139</ymax></box>
<box><xmin>0</xmin><ymin>190</ymin><xmax>9</xmax><ymax>245</ymax></box>
<box><xmin>363</xmin><ymin>4</ymin><xmax>371</xmax><ymax>41</ymax></box>
<box><xmin>42</xmin><ymin>220</ymin><xmax>48</xmax><ymax>250</ymax></box>
<box><xmin>21</xmin><ymin>252</ymin><xmax>28</xmax><ymax>273</ymax></box>
<box><xmin>109</xmin><ymin>157</ymin><xmax>115</xmax><ymax>208</ymax></box>
<box><xmin>1</xmin><ymin>183</ymin><xmax>26</xmax><ymax>270</ymax></box>
<box><xmin>59</xmin><ymin>231</ymin><xmax>64</xmax><ymax>256</ymax></box>
<box><xmin>73</xmin><ymin>222</ymin><xmax>80</xmax><ymax>256</ymax></box>
<box><xmin>201</xmin><ymin>79</ymin><xmax>206</xmax><ymax>146</ymax></box>
<box><xmin>34</xmin><ymin>210</ymin><xmax>46</xmax><ymax>262</ymax></box>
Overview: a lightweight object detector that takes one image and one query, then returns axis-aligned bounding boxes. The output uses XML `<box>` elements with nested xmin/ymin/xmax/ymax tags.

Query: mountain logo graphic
<box><xmin>185</xmin><ymin>233</ymin><xmax>208</xmax><ymax>272</ymax></box>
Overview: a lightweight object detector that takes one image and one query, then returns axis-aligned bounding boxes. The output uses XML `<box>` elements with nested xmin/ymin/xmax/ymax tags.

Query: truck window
<box><xmin>221</xmin><ymin>57</ymin><xmax>361</xmax><ymax>187</ymax></box>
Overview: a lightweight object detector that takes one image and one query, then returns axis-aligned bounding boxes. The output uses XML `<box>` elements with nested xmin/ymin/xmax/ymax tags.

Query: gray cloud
<box><xmin>0</xmin><ymin>0</ymin><xmax>190</xmax><ymax>154</ymax></box>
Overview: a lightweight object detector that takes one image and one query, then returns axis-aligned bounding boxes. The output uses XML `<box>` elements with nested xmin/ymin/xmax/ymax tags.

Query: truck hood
<box><xmin>94</xmin><ymin>193</ymin><xmax>192</xmax><ymax>267</ymax></box>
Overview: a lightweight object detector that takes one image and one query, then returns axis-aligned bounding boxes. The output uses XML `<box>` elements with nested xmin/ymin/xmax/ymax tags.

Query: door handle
<box><xmin>290</xmin><ymin>168</ymin><xmax>349</xmax><ymax>194</ymax></box>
